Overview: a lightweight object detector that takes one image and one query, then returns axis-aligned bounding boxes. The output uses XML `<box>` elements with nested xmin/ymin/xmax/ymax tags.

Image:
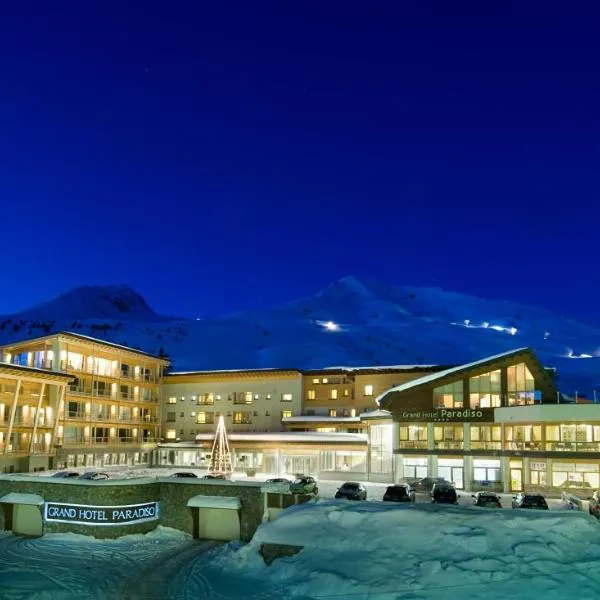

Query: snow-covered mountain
<box><xmin>1</xmin><ymin>276</ymin><xmax>599</xmax><ymax>395</ymax></box>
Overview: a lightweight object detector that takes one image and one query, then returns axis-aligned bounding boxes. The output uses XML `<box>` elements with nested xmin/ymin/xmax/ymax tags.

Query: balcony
<box><xmin>398</xmin><ymin>441</ymin><xmax>428</xmax><ymax>450</ymax></box>
<box><xmin>60</xmin><ymin>437</ymin><xmax>158</xmax><ymax>447</ymax></box>
<box><xmin>470</xmin><ymin>441</ymin><xmax>502</xmax><ymax>450</ymax></box>
<box><xmin>505</xmin><ymin>441</ymin><xmax>544</xmax><ymax>451</ymax></box>
<box><xmin>545</xmin><ymin>441</ymin><xmax>600</xmax><ymax>452</ymax></box>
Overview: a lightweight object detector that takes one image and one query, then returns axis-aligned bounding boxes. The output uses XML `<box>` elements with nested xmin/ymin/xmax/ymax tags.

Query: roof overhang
<box><xmin>186</xmin><ymin>495</ymin><xmax>241</xmax><ymax>509</ymax></box>
<box><xmin>0</xmin><ymin>492</ymin><xmax>44</xmax><ymax>505</ymax></box>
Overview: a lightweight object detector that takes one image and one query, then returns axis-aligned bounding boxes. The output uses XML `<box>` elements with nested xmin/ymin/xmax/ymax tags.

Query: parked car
<box><xmin>412</xmin><ymin>477</ymin><xmax>452</xmax><ymax>493</ymax></box>
<box><xmin>78</xmin><ymin>471</ymin><xmax>110</xmax><ymax>480</ymax></box>
<box><xmin>52</xmin><ymin>471</ymin><xmax>80</xmax><ymax>478</ymax></box>
<box><xmin>171</xmin><ymin>472</ymin><xmax>198</xmax><ymax>478</ymax></box>
<box><xmin>588</xmin><ymin>490</ymin><xmax>600</xmax><ymax>518</ymax></box>
<box><xmin>431</xmin><ymin>483</ymin><xmax>458</xmax><ymax>504</ymax></box>
<box><xmin>266</xmin><ymin>478</ymin><xmax>291</xmax><ymax>486</ymax></box>
<box><xmin>201</xmin><ymin>473</ymin><xmax>228</xmax><ymax>480</ymax></box>
<box><xmin>472</xmin><ymin>491</ymin><xmax>502</xmax><ymax>508</ymax></box>
<box><xmin>289</xmin><ymin>476</ymin><xmax>318</xmax><ymax>495</ymax></box>
<box><xmin>383</xmin><ymin>484</ymin><xmax>416</xmax><ymax>503</ymax></box>
<box><xmin>511</xmin><ymin>493</ymin><xmax>549</xmax><ymax>510</ymax></box>
<box><xmin>335</xmin><ymin>482</ymin><xmax>367</xmax><ymax>501</ymax></box>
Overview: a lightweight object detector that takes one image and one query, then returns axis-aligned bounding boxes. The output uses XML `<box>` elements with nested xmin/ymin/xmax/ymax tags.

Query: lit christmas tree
<box><xmin>207</xmin><ymin>415</ymin><xmax>233</xmax><ymax>477</ymax></box>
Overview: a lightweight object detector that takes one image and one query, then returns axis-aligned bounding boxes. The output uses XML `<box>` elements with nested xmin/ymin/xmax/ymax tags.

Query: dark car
<box><xmin>171</xmin><ymin>472</ymin><xmax>198</xmax><ymax>478</ymax></box>
<box><xmin>335</xmin><ymin>482</ymin><xmax>367</xmax><ymax>501</ymax></box>
<box><xmin>383</xmin><ymin>484</ymin><xmax>416</xmax><ymax>503</ymax></box>
<box><xmin>266</xmin><ymin>478</ymin><xmax>291</xmax><ymax>485</ymax></box>
<box><xmin>290</xmin><ymin>476</ymin><xmax>318</xmax><ymax>495</ymax></box>
<box><xmin>52</xmin><ymin>471</ymin><xmax>80</xmax><ymax>478</ymax></box>
<box><xmin>512</xmin><ymin>493</ymin><xmax>549</xmax><ymax>510</ymax></box>
<box><xmin>472</xmin><ymin>491</ymin><xmax>502</xmax><ymax>508</ymax></box>
<box><xmin>412</xmin><ymin>477</ymin><xmax>452</xmax><ymax>493</ymax></box>
<box><xmin>431</xmin><ymin>483</ymin><xmax>458</xmax><ymax>504</ymax></box>
<box><xmin>589</xmin><ymin>490</ymin><xmax>600</xmax><ymax>518</ymax></box>
<box><xmin>201</xmin><ymin>473</ymin><xmax>228</xmax><ymax>480</ymax></box>
<box><xmin>78</xmin><ymin>471</ymin><xmax>110</xmax><ymax>481</ymax></box>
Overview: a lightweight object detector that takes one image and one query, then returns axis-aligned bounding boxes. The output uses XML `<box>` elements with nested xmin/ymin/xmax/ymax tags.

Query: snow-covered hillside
<box><xmin>0</xmin><ymin>276</ymin><xmax>599</xmax><ymax>394</ymax></box>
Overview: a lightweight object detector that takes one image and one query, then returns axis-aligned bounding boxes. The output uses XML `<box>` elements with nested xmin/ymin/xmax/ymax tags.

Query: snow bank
<box><xmin>42</xmin><ymin>525</ymin><xmax>189</xmax><ymax>545</ymax></box>
<box><xmin>214</xmin><ymin>500</ymin><xmax>600</xmax><ymax>599</ymax></box>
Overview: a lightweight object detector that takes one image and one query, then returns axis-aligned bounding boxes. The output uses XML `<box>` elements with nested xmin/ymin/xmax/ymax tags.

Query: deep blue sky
<box><xmin>1</xmin><ymin>3</ymin><xmax>598</xmax><ymax>321</ymax></box>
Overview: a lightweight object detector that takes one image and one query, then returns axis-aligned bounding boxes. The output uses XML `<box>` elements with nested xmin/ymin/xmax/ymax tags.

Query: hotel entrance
<box><xmin>438</xmin><ymin>458</ymin><xmax>464</xmax><ymax>489</ymax></box>
<box><xmin>509</xmin><ymin>459</ymin><xmax>523</xmax><ymax>492</ymax></box>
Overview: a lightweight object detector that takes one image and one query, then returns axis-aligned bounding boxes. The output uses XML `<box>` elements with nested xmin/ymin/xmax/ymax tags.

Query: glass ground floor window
<box><xmin>529</xmin><ymin>461</ymin><xmax>547</xmax><ymax>486</ymax></box>
<box><xmin>473</xmin><ymin>459</ymin><xmax>501</xmax><ymax>482</ymax></box>
<box><xmin>403</xmin><ymin>457</ymin><xmax>428</xmax><ymax>479</ymax></box>
<box><xmin>552</xmin><ymin>462</ymin><xmax>599</xmax><ymax>489</ymax></box>
<box><xmin>321</xmin><ymin>450</ymin><xmax>367</xmax><ymax>472</ymax></box>
<box><xmin>438</xmin><ymin>458</ymin><xmax>464</xmax><ymax>489</ymax></box>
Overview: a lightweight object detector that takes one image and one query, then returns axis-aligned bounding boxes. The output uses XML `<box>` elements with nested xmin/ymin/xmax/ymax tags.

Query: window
<box><xmin>507</xmin><ymin>363</ymin><xmax>536</xmax><ymax>406</ymax></box>
<box><xmin>312</xmin><ymin>378</ymin><xmax>319</xmax><ymax>384</ymax></box>
<box><xmin>473</xmin><ymin>459</ymin><xmax>501</xmax><ymax>483</ymax></box>
<box><xmin>190</xmin><ymin>412</ymin><xmax>195</xmax><ymax>417</ymax></box>
<box><xmin>545</xmin><ymin>424</ymin><xmax>600</xmax><ymax>451</ymax></box>
<box><xmin>165</xmin><ymin>429</ymin><xmax>176</xmax><ymax>440</ymax></box>
<box><xmin>281</xmin><ymin>410</ymin><xmax>292</xmax><ymax>419</ymax></box>
<box><xmin>434</xmin><ymin>381</ymin><xmax>464</xmax><ymax>408</ymax></box>
<box><xmin>179</xmin><ymin>412</ymin><xmax>184</xmax><ymax>418</ymax></box>
<box><xmin>364</xmin><ymin>384</ymin><xmax>373</xmax><ymax>396</ymax></box>
<box><xmin>265</xmin><ymin>394</ymin><xmax>271</xmax><ymax>400</ymax></box>
<box><xmin>281</xmin><ymin>393</ymin><xmax>293</xmax><ymax>402</ymax></box>
<box><xmin>321</xmin><ymin>450</ymin><xmax>367</xmax><ymax>473</ymax></box>
<box><xmin>370</xmin><ymin>424</ymin><xmax>393</xmax><ymax>474</ymax></box>
<box><xmin>469</xmin><ymin>370</ymin><xmax>501</xmax><ymax>408</ymax></box>
<box><xmin>180</xmin><ymin>396</ymin><xmax>185</xmax><ymax>402</ymax></box>
<box><xmin>306</xmin><ymin>409</ymin><xmax>315</xmax><ymax>416</ymax></box>
<box><xmin>330</xmin><ymin>389</ymin><xmax>338</xmax><ymax>399</ymax></box>
<box><xmin>196</xmin><ymin>412</ymin><xmax>214</xmax><ymax>424</ymax></box>
<box><xmin>233</xmin><ymin>411</ymin><xmax>252</xmax><ymax>424</ymax></box>
<box><xmin>433</xmin><ymin>425</ymin><xmax>464</xmax><ymax>450</ymax></box>
<box><xmin>505</xmin><ymin>425</ymin><xmax>543</xmax><ymax>450</ymax></box>
<box><xmin>399</xmin><ymin>424</ymin><xmax>428</xmax><ymax>449</ymax></box>
<box><xmin>166</xmin><ymin>412</ymin><xmax>176</xmax><ymax>423</ymax></box>
<box><xmin>307</xmin><ymin>390</ymin><xmax>316</xmax><ymax>400</ymax></box>
<box><xmin>322</xmin><ymin>378</ymin><xmax>328</xmax><ymax>384</ymax></box>
<box><xmin>552</xmin><ymin>462</ymin><xmax>599</xmax><ymax>489</ymax></box>
<box><xmin>343</xmin><ymin>389</ymin><xmax>350</xmax><ymax>397</ymax></box>
<box><xmin>233</xmin><ymin>392</ymin><xmax>253</xmax><ymax>405</ymax></box>
<box><xmin>530</xmin><ymin>462</ymin><xmax>547</xmax><ymax>486</ymax></box>
<box><xmin>198</xmin><ymin>393</ymin><xmax>214</xmax><ymax>405</ymax></box>
<box><xmin>328</xmin><ymin>409</ymin><xmax>337</xmax><ymax>417</ymax></box>
<box><xmin>470</xmin><ymin>425</ymin><xmax>502</xmax><ymax>450</ymax></box>
<box><xmin>317</xmin><ymin>427</ymin><xmax>336</xmax><ymax>432</ymax></box>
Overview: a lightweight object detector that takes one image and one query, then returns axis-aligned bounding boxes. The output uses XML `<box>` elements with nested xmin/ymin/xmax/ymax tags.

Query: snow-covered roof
<box><xmin>186</xmin><ymin>495</ymin><xmax>241</xmax><ymax>509</ymax></box>
<box><xmin>167</xmin><ymin>367</ymin><xmax>300</xmax><ymax>376</ymax></box>
<box><xmin>322</xmin><ymin>364</ymin><xmax>438</xmax><ymax>372</ymax></box>
<box><xmin>0</xmin><ymin>361</ymin><xmax>72</xmax><ymax>380</ymax></box>
<box><xmin>0</xmin><ymin>492</ymin><xmax>44</xmax><ymax>505</ymax></box>
<box><xmin>163</xmin><ymin>432</ymin><xmax>368</xmax><ymax>445</ymax></box>
<box><xmin>359</xmin><ymin>409</ymin><xmax>392</xmax><ymax>420</ymax></box>
<box><xmin>375</xmin><ymin>347</ymin><xmax>531</xmax><ymax>405</ymax></box>
<box><xmin>282</xmin><ymin>416</ymin><xmax>361</xmax><ymax>423</ymax></box>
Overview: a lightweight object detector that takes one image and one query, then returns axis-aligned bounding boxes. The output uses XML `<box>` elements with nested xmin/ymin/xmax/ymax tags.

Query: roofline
<box><xmin>166</xmin><ymin>367</ymin><xmax>301</xmax><ymax>377</ymax></box>
<box><xmin>0</xmin><ymin>362</ymin><xmax>73</xmax><ymax>380</ymax></box>
<box><xmin>1</xmin><ymin>331</ymin><xmax>169</xmax><ymax>363</ymax></box>
<box><xmin>302</xmin><ymin>365</ymin><xmax>453</xmax><ymax>375</ymax></box>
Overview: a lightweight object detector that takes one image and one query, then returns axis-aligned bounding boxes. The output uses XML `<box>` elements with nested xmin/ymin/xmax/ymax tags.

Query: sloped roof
<box><xmin>375</xmin><ymin>347</ymin><xmax>535</xmax><ymax>407</ymax></box>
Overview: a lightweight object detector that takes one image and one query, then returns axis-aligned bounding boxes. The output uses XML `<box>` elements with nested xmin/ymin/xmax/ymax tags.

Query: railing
<box><xmin>470</xmin><ymin>441</ymin><xmax>502</xmax><ymax>450</ymax></box>
<box><xmin>398</xmin><ymin>441</ymin><xmax>428</xmax><ymax>449</ymax></box>
<box><xmin>67</xmin><ymin>386</ymin><xmax>159</xmax><ymax>403</ymax></box>
<box><xmin>60</xmin><ymin>437</ymin><xmax>158</xmax><ymax>447</ymax></box>
<box><xmin>505</xmin><ymin>441</ymin><xmax>544</xmax><ymax>451</ymax></box>
<box><xmin>434</xmin><ymin>441</ymin><xmax>464</xmax><ymax>450</ymax></box>
<box><xmin>546</xmin><ymin>441</ymin><xmax>600</xmax><ymax>452</ymax></box>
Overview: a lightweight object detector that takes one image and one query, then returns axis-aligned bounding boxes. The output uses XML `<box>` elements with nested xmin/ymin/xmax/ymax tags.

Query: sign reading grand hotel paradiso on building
<box><xmin>397</xmin><ymin>408</ymin><xmax>495</xmax><ymax>422</ymax></box>
<box><xmin>44</xmin><ymin>501</ymin><xmax>159</xmax><ymax>526</ymax></box>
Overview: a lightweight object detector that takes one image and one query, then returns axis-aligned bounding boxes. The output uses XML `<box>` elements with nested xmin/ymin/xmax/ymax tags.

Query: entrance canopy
<box><xmin>0</xmin><ymin>493</ymin><xmax>44</xmax><ymax>506</ymax></box>
<box><xmin>186</xmin><ymin>495</ymin><xmax>241</xmax><ymax>510</ymax></box>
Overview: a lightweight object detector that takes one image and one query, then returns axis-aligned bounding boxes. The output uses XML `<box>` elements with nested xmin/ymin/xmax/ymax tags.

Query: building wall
<box><xmin>162</xmin><ymin>371</ymin><xmax>302</xmax><ymax>441</ymax></box>
<box><xmin>1</xmin><ymin>334</ymin><xmax>167</xmax><ymax>469</ymax></box>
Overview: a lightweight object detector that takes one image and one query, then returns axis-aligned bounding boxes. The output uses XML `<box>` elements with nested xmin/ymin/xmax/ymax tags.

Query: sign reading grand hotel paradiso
<box><xmin>44</xmin><ymin>501</ymin><xmax>159</xmax><ymax>526</ymax></box>
<box><xmin>397</xmin><ymin>408</ymin><xmax>495</xmax><ymax>422</ymax></box>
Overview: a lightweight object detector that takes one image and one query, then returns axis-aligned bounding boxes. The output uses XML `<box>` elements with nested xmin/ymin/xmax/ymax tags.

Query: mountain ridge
<box><xmin>0</xmin><ymin>277</ymin><xmax>599</xmax><ymax>395</ymax></box>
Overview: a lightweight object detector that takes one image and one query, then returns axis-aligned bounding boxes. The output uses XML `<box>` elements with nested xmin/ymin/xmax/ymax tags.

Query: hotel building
<box><xmin>0</xmin><ymin>332</ymin><xmax>168</xmax><ymax>470</ymax></box>
<box><xmin>371</xmin><ymin>347</ymin><xmax>600</xmax><ymax>494</ymax></box>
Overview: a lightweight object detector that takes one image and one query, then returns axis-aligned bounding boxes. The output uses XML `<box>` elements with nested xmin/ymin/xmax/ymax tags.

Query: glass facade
<box><xmin>370</xmin><ymin>424</ymin><xmax>393</xmax><ymax>474</ymax></box>
<box><xmin>434</xmin><ymin>382</ymin><xmax>464</xmax><ymax>408</ymax></box>
<box><xmin>552</xmin><ymin>462</ymin><xmax>599</xmax><ymax>489</ymax></box>
<box><xmin>545</xmin><ymin>424</ymin><xmax>600</xmax><ymax>452</ymax></box>
<box><xmin>433</xmin><ymin>425</ymin><xmax>463</xmax><ymax>450</ymax></box>
<box><xmin>470</xmin><ymin>425</ymin><xmax>502</xmax><ymax>450</ymax></box>
<box><xmin>507</xmin><ymin>363</ymin><xmax>535</xmax><ymax>406</ymax></box>
<box><xmin>399</xmin><ymin>424</ymin><xmax>428</xmax><ymax>449</ymax></box>
<box><xmin>505</xmin><ymin>425</ymin><xmax>543</xmax><ymax>451</ymax></box>
<box><xmin>321</xmin><ymin>450</ymin><xmax>367</xmax><ymax>473</ymax></box>
<box><xmin>469</xmin><ymin>370</ymin><xmax>501</xmax><ymax>408</ymax></box>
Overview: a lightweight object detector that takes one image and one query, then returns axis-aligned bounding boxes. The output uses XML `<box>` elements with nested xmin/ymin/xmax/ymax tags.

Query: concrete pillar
<box><xmin>463</xmin><ymin>423</ymin><xmax>471</xmax><ymax>450</ymax></box>
<box><xmin>502</xmin><ymin>456</ymin><xmax>510</xmax><ymax>493</ymax></box>
<box><xmin>428</xmin><ymin>454</ymin><xmax>438</xmax><ymax>478</ymax></box>
<box><xmin>395</xmin><ymin>453</ymin><xmax>404</xmax><ymax>481</ymax></box>
<box><xmin>52</xmin><ymin>338</ymin><xmax>62</xmax><ymax>372</ymax></box>
<box><xmin>427</xmin><ymin>423</ymin><xmax>435</xmax><ymax>451</ymax></box>
<box><xmin>463</xmin><ymin>455</ymin><xmax>473</xmax><ymax>491</ymax></box>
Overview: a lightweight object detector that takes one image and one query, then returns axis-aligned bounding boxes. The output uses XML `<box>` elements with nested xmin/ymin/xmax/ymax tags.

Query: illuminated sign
<box><xmin>44</xmin><ymin>501</ymin><xmax>159</xmax><ymax>526</ymax></box>
<box><xmin>396</xmin><ymin>408</ymin><xmax>495</xmax><ymax>422</ymax></box>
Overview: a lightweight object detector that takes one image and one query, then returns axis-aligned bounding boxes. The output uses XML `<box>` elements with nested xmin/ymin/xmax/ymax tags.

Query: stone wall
<box><xmin>0</xmin><ymin>476</ymin><xmax>265</xmax><ymax>541</ymax></box>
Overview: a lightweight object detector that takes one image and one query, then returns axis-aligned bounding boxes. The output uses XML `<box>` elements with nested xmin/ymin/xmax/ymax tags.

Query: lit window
<box><xmin>180</xmin><ymin>396</ymin><xmax>185</xmax><ymax>402</ymax></box>
<box><xmin>168</xmin><ymin>397</ymin><xmax>177</xmax><ymax>404</ymax></box>
<box><xmin>329</xmin><ymin>409</ymin><xmax>337</xmax><ymax>417</ymax></box>
<box><xmin>244</xmin><ymin>392</ymin><xmax>253</xmax><ymax>404</ymax></box>
<box><xmin>312</xmin><ymin>378</ymin><xmax>319</xmax><ymax>384</ymax></box>
<box><xmin>196</xmin><ymin>412</ymin><xmax>214</xmax><ymax>424</ymax></box>
<box><xmin>266</xmin><ymin>394</ymin><xmax>271</xmax><ymax>400</ymax></box>
<box><xmin>307</xmin><ymin>390</ymin><xmax>316</xmax><ymax>400</ymax></box>
<box><xmin>281</xmin><ymin>393</ymin><xmax>293</xmax><ymax>402</ymax></box>
<box><xmin>317</xmin><ymin>427</ymin><xmax>336</xmax><ymax>433</ymax></box>
<box><xmin>281</xmin><ymin>410</ymin><xmax>292</xmax><ymax>419</ymax></box>
<box><xmin>343</xmin><ymin>389</ymin><xmax>349</xmax><ymax>397</ymax></box>
<box><xmin>254</xmin><ymin>394</ymin><xmax>260</xmax><ymax>400</ymax></box>
<box><xmin>190</xmin><ymin>412</ymin><xmax>196</xmax><ymax>417</ymax></box>
<box><xmin>166</xmin><ymin>429</ymin><xmax>176</xmax><ymax>440</ymax></box>
<box><xmin>330</xmin><ymin>389</ymin><xmax>338</xmax><ymax>399</ymax></box>
<box><xmin>198</xmin><ymin>393</ymin><xmax>214</xmax><ymax>405</ymax></box>
<box><xmin>364</xmin><ymin>385</ymin><xmax>374</xmax><ymax>396</ymax></box>
<box><xmin>322</xmin><ymin>378</ymin><xmax>328</xmax><ymax>384</ymax></box>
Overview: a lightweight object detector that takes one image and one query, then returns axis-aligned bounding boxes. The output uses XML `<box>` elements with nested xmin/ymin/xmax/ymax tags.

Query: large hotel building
<box><xmin>2</xmin><ymin>333</ymin><xmax>599</xmax><ymax>496</ymax></box>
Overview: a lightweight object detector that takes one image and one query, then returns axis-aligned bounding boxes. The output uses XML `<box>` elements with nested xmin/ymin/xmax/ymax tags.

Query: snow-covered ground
<box><xmin>218</xmin><ymin>500</ymin><xmax>600</xmax><ymax>600</ymax></box>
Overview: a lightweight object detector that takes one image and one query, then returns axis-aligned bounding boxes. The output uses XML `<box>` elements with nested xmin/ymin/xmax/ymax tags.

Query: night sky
<box><xmin>1</xmin><ymin>4</ymin><xmax>598</xmax><ymax>321</ymax></box>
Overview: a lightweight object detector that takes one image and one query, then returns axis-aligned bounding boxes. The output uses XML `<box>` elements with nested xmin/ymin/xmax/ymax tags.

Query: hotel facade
<box><xmin>1</xmin><ymin>332</ymin><xmax>599</xmax><ymax>496</ymax></box>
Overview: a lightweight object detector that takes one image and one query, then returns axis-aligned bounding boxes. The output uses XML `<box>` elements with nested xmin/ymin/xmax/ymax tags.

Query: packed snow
<box><xmin>216</xmin><ymin>500</ymin><xmax>600</xmax><ymax>599</ymax></box>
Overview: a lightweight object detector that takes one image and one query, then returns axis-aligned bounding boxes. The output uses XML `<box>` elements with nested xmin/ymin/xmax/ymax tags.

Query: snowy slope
<box><xmin>0</xmin><ymin>276</ymin><xmax>599</xmax><ymax>394</ymax></box>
